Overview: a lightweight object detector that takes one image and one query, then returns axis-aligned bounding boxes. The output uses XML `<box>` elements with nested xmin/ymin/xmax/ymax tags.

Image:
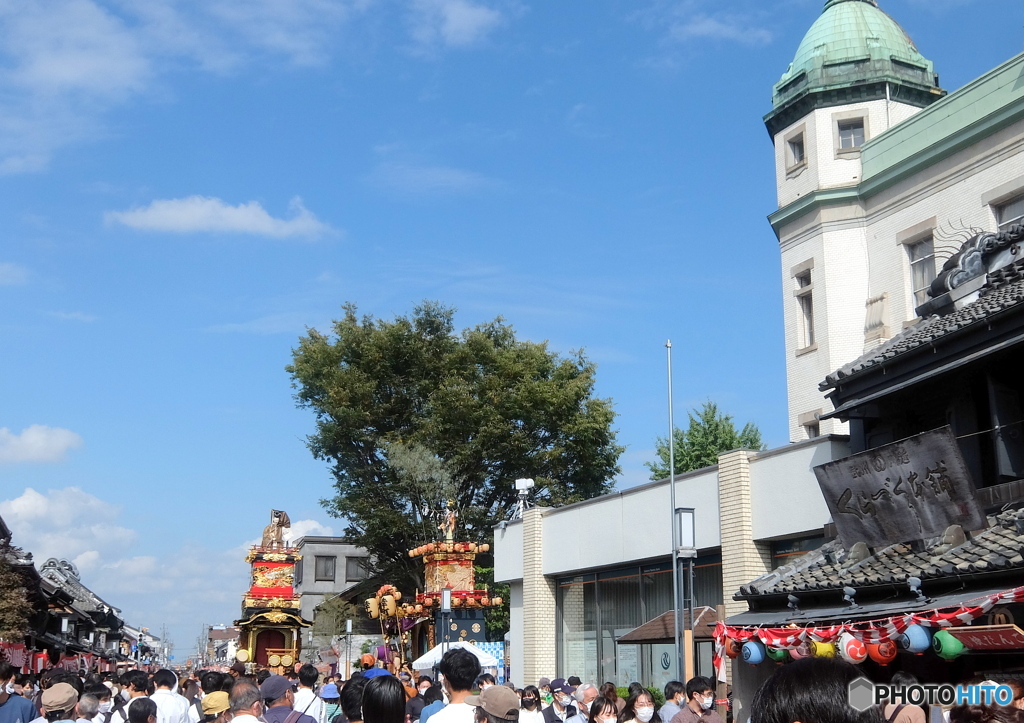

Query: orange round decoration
<box><xmin>866</xmin><ymin>641</ymin><xmax>898</xmax><ymax>665</ymax></box>
<box><xmin>725</xmin><ymin>639</ymin><xmax>742</xmax><ymax>659</ymax></box>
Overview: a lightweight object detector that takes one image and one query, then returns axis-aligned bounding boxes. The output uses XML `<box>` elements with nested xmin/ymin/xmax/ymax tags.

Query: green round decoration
<box><xmin>766</xmin><ymin>646</ymin><xmax>790</xmax><ymax>663</ymax></box>
<box><xmin>932</xmin><ymin>630</ymin><xmax>965</xmax><ymax>660</ymax></box>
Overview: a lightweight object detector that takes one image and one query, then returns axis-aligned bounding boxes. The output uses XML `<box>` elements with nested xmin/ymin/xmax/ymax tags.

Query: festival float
<box><xmin>364</xmin><ymin>503</ymin><xmax>503</xmax><ymax>669</ymax></box>
<box><xmin>234</xmin><ymin>510</ymin><xmax>311</xmax><ymax>671</ymax></box>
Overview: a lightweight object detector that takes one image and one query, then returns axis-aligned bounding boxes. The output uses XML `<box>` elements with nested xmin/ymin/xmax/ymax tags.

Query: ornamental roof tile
<box><xmin>820</xmin><ymin>258</ymin><xmax>1024</xmax><ymax>391</ymax></box>
<box><xmin>736</xmin><ymin>507</ymin><xmax>1024</xmax><ymax>600</ymax></box>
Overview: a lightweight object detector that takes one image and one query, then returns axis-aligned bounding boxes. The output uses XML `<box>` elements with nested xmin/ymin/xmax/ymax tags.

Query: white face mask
<box><xmin>600</xmin><ymin>717</ymin><xmax>618</xmax><ymax>723</ymax></box>
<box><xmin>699</xmin><ymin>696</ymin><xmax>714</xmax><ymax>711</ymax></box>
<box><xmin>557</xmin><ymin>696</ymin><xmax>572</xmax><ymax>708</ymax></box>
<box><xmin>3</xmin><ymin>683</ymin><xmax>14</xmax><ymax>695</ymax></box>
<box><xmin>635</xmin><ymin>708</ymin><xmax>654</xmax><ymax>723</ymax></box>
<box><xmin>100</xmin><ymin>702</ymin><xmax>114</xmax><ymax>714</ymax></box>
<box><xmin>121</xmin><ymin>690</ymin><xmax>130</xmax><ymax>702</ymax></box>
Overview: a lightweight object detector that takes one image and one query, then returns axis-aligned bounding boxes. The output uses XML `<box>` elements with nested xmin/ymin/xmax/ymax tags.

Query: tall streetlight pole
<box><xmin>666</xmin><ymin>340</ymin><xmax>684</xmax><ymax>680</ymax></box>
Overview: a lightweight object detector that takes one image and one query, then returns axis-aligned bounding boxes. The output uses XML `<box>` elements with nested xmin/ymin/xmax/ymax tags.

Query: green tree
<box><xmin>646</xmin><ymin>401</ymin><xmax>765</xmax><ymax>479</ymax></box>
<box><xmin>0</xmin><ymin>543</ymin><xmax>33</xmax><ymax>643</ymax></box>
<box><xmin>288</xmin><ymin>301</ymin><xmax>623</xmax><ymax>606</ymax></box>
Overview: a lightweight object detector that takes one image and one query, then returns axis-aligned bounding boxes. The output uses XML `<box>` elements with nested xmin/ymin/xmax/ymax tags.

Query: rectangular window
<box><xmin>770</xmin><ymin>536</ymin><xmax>826</xmax><ymax>570</ymax></box>
<box><xmin>294</xmin><ymin>560</ymin><xmax>303</xmax><ymax>585</ymax></box>
<box><xmin>838</xmin><ymin>119</ymin><xmax>865</xmax><ymax>149</ymax></box>
<box><xmin>787</xmin><ymin>134</ymin><xmax>805</xmax><ymax>168</ymax></box>
<box><xmin>794</xmin><ymin>270</ymin><xmax>814</xmax><ymax>349</ymax></box>
<box><xmin>997</xmin><ymin>195</ymin><xmax>1024</xmax><ymax>232</ymax></box>
<box><xmin>314</xmin><ymin>555</ymin><xmax>336</xmax><ymax>582</ymax></box>
<box><xmin>345</xmin><ymin>557</ymin><xmax>368</xmax><ymax>581</ymax></box>
<box><xmin>908</xmin><ymin>237</ymin><xmax>936</xmax><ymax>308</ymax></box>
<box><xmin>804</xmin><ymin>422</ymin><xmax>820</xmax><ymax>439</ymax></box>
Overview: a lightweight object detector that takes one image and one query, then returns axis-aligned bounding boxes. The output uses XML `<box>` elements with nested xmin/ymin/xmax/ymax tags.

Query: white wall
<box><xmin>508</xmin><ymin>581</ymin><xmax>524</xmax><ymax>687</ymax></box>
<box><xmin>748</xmin><ymin>437</ymin><xmax>849</xmax><ymax>541</ymax></box>
<box><xmin>494</xmin><ymin>520</ymin><xmax>523</xmax><ymax>583</ymax></box>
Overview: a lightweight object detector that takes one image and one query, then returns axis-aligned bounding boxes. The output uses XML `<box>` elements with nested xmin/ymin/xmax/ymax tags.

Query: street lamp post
<box><xmin>440</xmin><ymin>588</ymin><xmax>452</xmax><ymax>656</ymax></box>
<box><xmin>665</xmin><ymin>340</ymin><xmax>684</xmax><ymax>680</ymax></box>
<box><xmin>676</xmin><ymin>507</ymin><xmax>697</xmax><ymax>679</ymax></box>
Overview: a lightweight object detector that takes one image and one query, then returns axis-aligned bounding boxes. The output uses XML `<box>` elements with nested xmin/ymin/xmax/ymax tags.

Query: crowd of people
<box><xmin>3</xmin><ymin>653</ymin><xmax>1024</xmax><ymax>723</ymax></box>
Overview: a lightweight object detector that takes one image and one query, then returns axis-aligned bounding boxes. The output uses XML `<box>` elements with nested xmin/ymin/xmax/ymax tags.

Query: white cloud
<box><xmin>284</xmin><ymin>519</ymin><xmax>335</xmax><ymax>542</ymax></box>
<box><xmin>105</xmin><ymin>196</ymin><xmax>334</xmax><ymax>238</ymax></box>
<box><xmin>0</xmin><ymin>0</ymin><xmax>365</xmax><ymax>172</ymax></box>
<box><xmin>1</xmin><ymin>485</ymin><xmax>337</xmax><ymax>656</ymax></box>
<box><xmin>370</xmin><ymin>162</ymin><xmax>497</xmax><ymax>194</ymax></box>
<box><xmin>409</xmin><ymin>0</ymin><xmax>505</xmax><ymax>51</ymax></box>
<box><xmin>0</xmin><ymin>262</ymin><xmax>30</xmax><ymax>286</ymax></box>
<box><xmin>0</xmin><ymin>425</ymin><xmax>84</xmax><ymax>463</ymax></box>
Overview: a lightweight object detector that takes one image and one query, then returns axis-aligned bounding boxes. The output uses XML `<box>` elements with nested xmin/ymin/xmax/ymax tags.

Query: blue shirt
<box><xmin>420</xmin><ymin>701</ymin><xmax>445</xmax><ymax>723</ymax></box>
<box><xmin>0</xmin><ymin>695</ymin><xmax>39</xmax><ymax>723</ymax></box>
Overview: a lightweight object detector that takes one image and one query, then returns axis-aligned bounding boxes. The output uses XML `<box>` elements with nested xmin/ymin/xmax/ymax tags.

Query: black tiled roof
<box><xmin>820</xmin><ymin>265</ymin><xmax>1024</xmax><ymax>391</ymax></box>
<box><xmin>736</xmin><ymin>507</ymin><xmax>1024</xmax><ymax>599</ymax></box>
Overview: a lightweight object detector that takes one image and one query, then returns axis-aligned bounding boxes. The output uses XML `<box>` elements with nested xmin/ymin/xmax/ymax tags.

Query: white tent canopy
<box><xmin>411</xmin><ymin>641</ymin><xmax>499</xmax><ymax>670</ymax></box>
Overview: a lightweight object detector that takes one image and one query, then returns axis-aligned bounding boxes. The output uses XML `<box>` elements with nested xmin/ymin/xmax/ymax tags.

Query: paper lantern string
<box><xmin>711</xmin><ymin>582</ymin><xmax>1024</xmax><ymax>682</ymax></box>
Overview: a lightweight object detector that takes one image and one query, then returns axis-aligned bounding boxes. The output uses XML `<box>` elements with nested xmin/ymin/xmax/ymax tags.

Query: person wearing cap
<box><xmin>262</xmin><ymin>676</ymin><xmax>315</xmax><ymax>723</ymax></box>
<box><xmin>0</xmin><ymin>662</ymin><xmax>38</xmax><ymax>723</ymax></box>
<box><xmin>41</xmin><ymin>683</ymin><xmax>79</xmax><ymax>723</ymax></box>
<box><xmin>427</xmin><ymin>649</ymin><xmax>480</xmax><ymax>723</ymax></box>
<box><xmin>199</xmin><ymin>693</ymin><xmax>230</xmax><ymax>723</ymax></box>
<box><xmin>466</xmin><ymin>686</ymin><xmax>520</xmax><ymax>723</ymax></box>
<box><xmin>535</xmin><ymin>682</ymin><xmax>551</xmax><ymax>711</ymax></box>
<box><xmin>540</xmin><ymin>681</ymin><xmax>575</xmax><ymax>723</ymax></box>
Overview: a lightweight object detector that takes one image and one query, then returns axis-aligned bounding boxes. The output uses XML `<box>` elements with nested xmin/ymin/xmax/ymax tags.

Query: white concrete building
<box><xmin>769</xmin><ymin>0</ymin><xmax>1024</xmax><ymax>444</ymax></box>
<box><xmin>494</xmin><ymin>437</ymin><xmax>848</xmax><ymax>687</ymax></box>
<box><xmin>292</xmin><ymin>536</ymin><xmax>370</xmax><ymax>655</ymax></box>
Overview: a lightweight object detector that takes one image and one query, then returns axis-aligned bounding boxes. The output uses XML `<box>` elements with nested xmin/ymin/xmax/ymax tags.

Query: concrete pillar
<box><xmin>717</xmin><ymin>449</ymin><xmax>772</xmax><ymax>619</ymax></box>
<box><xmin>522</xmin><ymin>507</ymin><xmax>557</xmax><ymax>684</ymax></box>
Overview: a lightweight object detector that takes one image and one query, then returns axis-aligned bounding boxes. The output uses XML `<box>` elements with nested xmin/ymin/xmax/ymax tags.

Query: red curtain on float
<box><xmin>254</xmin><ymin>630</ymin><xmax>285</xmax><ymax>666</ymax></box>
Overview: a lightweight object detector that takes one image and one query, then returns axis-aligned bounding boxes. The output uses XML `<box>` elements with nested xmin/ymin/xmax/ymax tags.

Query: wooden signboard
<box><xmin>813</xmin><ymin>427</ymin><xmax>986</xmax><ymax>548</ymax></box>
<box><xmin>947</xmin><ymin>624</ymin><xmax>1024</xmax><ymax>651</ymax></box>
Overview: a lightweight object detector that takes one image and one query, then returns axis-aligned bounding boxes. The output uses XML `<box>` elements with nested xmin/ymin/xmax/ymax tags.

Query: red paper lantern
<box><xmin>725</xmin><ymin>639</ymin><xmax>742</xmax><ymax>659</ymax></box>
<box><xmin>866</xmin><ymin>641</ymin><xmax>898</xmax><ymax>666</ymax></box>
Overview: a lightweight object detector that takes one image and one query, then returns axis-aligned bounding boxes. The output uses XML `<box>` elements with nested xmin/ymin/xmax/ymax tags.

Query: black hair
<box><xmin>417</xmin><ymin>676</ymin><xmax>433</xmax><ymax>688</ymax></box>
<box><xmin>218</xmin><ymin>675</ymin><xmax>235</xmax><ymax>694</ymax></box>
<box><xmin>627</xmin><ymin>684</ymin><xmax>645</xmax><ymax>700</ymax></box>
<box><xmin>51</xmin><ymin>672</ymin><xmax>84</xmax><ymax>696</ymax></box>
<box><xmin>201</xmin><ymin>672</ymin><xmax>223</xmax><ymax>695</ymax></box>
<box><xmin>949</xmin><ymin>705</ymin><xmax>1024</xmax><ymax>723</ymax></box>
<box><xmin>422</xmin><ymin>686</ymin><xmax>444</xmax><ymax>706</ymax></box>
<box><xmin>123</xmin><ymin>670</ymin><xmax>150</xmax><ymax>696</ymax></box>
<box><xmin>84</xmin><ymin>674</ymin><xmax>104</xmax><ymax>688</ymax></box>
<box><xmin>341</xmin><ymin>674</ymin><xmax>367</xmax><ymax>723</ymax></box>
<box><xmin>299</xmin><ymin>665</ymin><xmax>319</xmax><ymax>688</ymax></box>
<box><xmin>362</xmin><ymin>676</ymin><xmax>405</xmax><ymax>723</ymax></box>
<box><xmin>522</xmin><ymin>686</ymin><xmax>541</xmax><ymax>709</ymax></box>
<box><xmin>889</xmin><ymin>672</ymin><xmax>918</xmax><ymax>688</ymax></box>
<box><xmin>438</xmin><ymin>648</ymin><xmax>481</xmax><ymax>693</ymax></box>
<box><xmin>587</xmin><ymin>697</ymin><xmax>617</xmax><ymax>723</ymax></box>
<box><xmin>477</xmin><ymin>674</ymin><xmax>496</xmax><ymax>687</ymax></box>
<box><xmin>750</xmin><ymin>657</ymin><xmax>884</xmax><ymax>723</ymax></box>
<box><xmin>256</xmin><ymin>670</ymin><xmax>271</xmax><ymax>685</ymax></box>
<box><xmin>153</xmin><ymin>670</ymin><xmax>177</xmax><ymax>690</ymax></box>
<box><xmin>85</xmin><ymin>684</ymin><xmax>112</xmax><ymax>701</ymax></box>
<box><xmin>0</xmin><ymin>663</ymin><xmax>13</xmax><ymax>682</ymax></box>
<box><xmin>229</xmin><ymin>682</ymin><xmax>262</xmax><ymax>715</ymax></box>
<box><xmin>129</xmin><ymin>698</ymin><xmax>157</xmax><ymax>723</ymax></box>
<box><xmin>621</xmin><ymin>690</ymin><xmax>659</xmax><ymax>723</ymax></box>
<box><xmin>664</xmin><ymin>682</ymin><xmax>684</xmax><ymax>703</ymax></box>
<box><xmin>685</xmin><ymin>677</ymin><xmax>713</xmax><ymax>701</ymax></box>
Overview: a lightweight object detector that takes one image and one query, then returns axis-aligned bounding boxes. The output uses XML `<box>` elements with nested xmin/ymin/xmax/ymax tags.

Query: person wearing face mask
<box><xmin>584</xmin><ymin>698</ymin><xmax>616</xmax><ymax>723</ymax></box>
<box><xmin>619</xmin><ymin>691</ymin><xmax>658</xmax><ymax>723</ymax></box>
<box><xmin>657</xmin><ymin>683</ymin><xmax>684</xmax><ymax>723</ymax></box>
<box><xmin>540</xmin><ymin>680</ymin><xmax>576</xmax><ymax>723</ymax></box>
<box><xmin>474</xmin><ymin>678</ymin><xmax>495</xmax><ymax>695</ymax></box>
<box><xmin>518</xmin><ymin>687</ymin><xmax>542</xmax><ymax>723</ymax></box>
<box><xmin>0</xmin><ymin>662</ymin><xmax>38</xmax><ymax>723</ymax></box>
<box><xmin>227</xmin><ymin>683</ymin><xmax>262</xmax><ymax>723</ymax></box>
<box><xmin>667</xmin><ymin>678</ymin><xmax>719</xmax><ymax>723</ymax></box>
<box><xmin>536</xmin><ymin>683</ymin><xmax>551</xmax><ymax>712</ymax></box>
<box><xmin>84</xmin><ymin>685</ymin><xmax>114</xmax><ymax>723</ymax></box>
<box><xmin>566</xmin><ymin>685</ymin><xmax>597</xmax><ymax>723</ymax></box>
<box><xmin>406</xmin><ymin>677</ymin><xmax>433</xmax><ymax>723</ymax></box>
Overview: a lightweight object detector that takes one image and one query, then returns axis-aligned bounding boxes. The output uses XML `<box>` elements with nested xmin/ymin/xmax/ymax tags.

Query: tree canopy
<box><xmin>288</xmin><ymin>301</ymin><xmax>623</xmax><ymax>596</ymax></box>
<box><xmin>646</xmin><ymin>401</ymin><xmax>765</xmax><ymax>479</ymax></box>
<box><xmin>0</xmin><ymin>544</ymin><xmax>32</xmax><ymax>643</ymax></box>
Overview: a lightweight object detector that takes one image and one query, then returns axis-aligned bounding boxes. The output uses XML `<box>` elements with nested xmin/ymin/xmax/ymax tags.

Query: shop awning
<box><xmin>618</xmin><ymin>607</ymin><xmax>717</xmax><ymax>643</ymax></box>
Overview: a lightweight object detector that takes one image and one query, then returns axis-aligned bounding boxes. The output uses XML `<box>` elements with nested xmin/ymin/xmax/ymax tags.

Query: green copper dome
<box><xmin>765</xmin><ymin>0</ymin><xmax>944</xmax><ymax>134</ymax></box>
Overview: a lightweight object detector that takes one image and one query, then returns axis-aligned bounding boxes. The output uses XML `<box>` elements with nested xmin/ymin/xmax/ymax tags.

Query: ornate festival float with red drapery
<box><xmin>363</xmin><ymin>503</ymin><xmax>503</xmax><ymax>670</ymax></box>
<box><xmin>234</xmin><ymin>510</ymin><xmax>310</xmax><ymax>671</ymax></box>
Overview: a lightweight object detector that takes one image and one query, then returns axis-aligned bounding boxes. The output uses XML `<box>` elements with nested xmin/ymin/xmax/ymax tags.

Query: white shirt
<box><xmin>292</xmin><ymin>689</ymin><xmax>324</xmax><ymax>723</ymax></box>
<box><xmin>519</xmin><ymin>710</ymin><xmax>544</xmax><ymax>723</ymax></box>
<box><xmin>425</xmin><ymin>703</ymin><xmax>475</xmax><ymax>723</ymax></box>
<box><xmin>151</xmin><ymin>690</ymin><xmax>191</xmax><ymax>723</ymax></box>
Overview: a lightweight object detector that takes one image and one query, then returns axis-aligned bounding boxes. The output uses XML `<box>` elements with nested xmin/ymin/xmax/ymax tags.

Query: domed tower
<box><xmin>767</xmin><ymin>0</ymin><xmax>945</xmax><ymax>443</ymax></box>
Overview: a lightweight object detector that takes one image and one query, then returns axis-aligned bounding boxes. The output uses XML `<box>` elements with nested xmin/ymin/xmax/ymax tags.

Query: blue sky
<box><xmin>0</xmin><ymin>0</ymin><xmax>1018</xmax><ymax>659</ymax></box>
